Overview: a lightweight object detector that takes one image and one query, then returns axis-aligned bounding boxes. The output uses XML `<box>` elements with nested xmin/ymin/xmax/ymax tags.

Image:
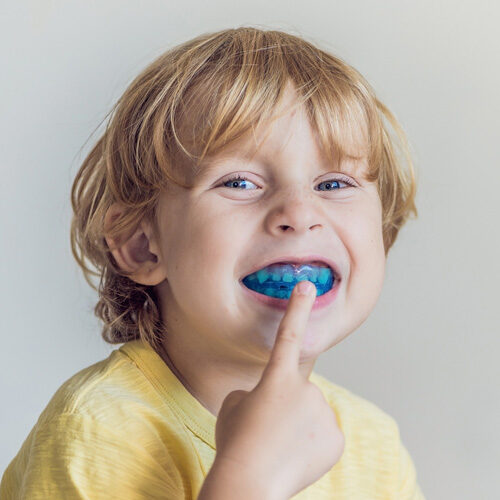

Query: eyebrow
<box><xmin>194</xmin><ymin>150</ymin><xmax>367</xmax><ymax>180</ymax></box>
<box><xmin>193</xmin><ymin>151</ymin><xmax>257</xmax><ymax>178</ymax></box>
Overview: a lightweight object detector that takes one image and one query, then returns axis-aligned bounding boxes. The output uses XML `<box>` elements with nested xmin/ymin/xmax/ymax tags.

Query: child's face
<box><xmin>154</xmin><ymin>86</ymin><xmax>386</xmax><ymax>373</ymax></box>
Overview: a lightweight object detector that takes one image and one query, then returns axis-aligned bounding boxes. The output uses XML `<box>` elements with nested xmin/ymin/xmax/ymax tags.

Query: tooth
<box><xmin>256</xmin><ymin>269</ymin><xmax>270</xmax><ymax>284</ymax></box>
<box><xmin>251</xmin><ymin>262</ymin><xmax>332</xmax><ymax>285</ymax></box>
<box><xmin>297</xmin><ymin>266</ymin><xmax>319</xmax><ymax>282</ymax></box>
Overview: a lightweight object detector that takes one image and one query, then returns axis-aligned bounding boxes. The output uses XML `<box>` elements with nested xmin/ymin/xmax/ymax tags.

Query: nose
<box><xmin>265</xmin><ymin>187</ymin><xmax>324</xmax><ymax>235</ymax></box>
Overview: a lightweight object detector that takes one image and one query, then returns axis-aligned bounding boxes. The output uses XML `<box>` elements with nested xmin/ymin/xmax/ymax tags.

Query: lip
<box><xmin>239</xmin><ymin>276</ymin><xmax>341</xmax><ymax>311</ymax></box>
<box><xmin>239</xmin><ymin>254</ymin><xmax>342</xmax><ymax>281</ymax></box>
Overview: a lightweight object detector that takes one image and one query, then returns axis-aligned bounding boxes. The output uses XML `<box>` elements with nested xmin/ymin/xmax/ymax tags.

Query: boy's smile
<box><xmin>147</xmin><ymin>83</ymin><xmax>386</xmax><ymax>416</ymax></box>
<box><xmin>239</xmin><ymin>258</ymin><xmax>341</xmax><ymax>311</ymax></box>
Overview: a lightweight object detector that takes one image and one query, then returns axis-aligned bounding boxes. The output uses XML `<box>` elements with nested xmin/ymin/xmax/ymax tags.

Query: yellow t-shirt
<box><xmin>1</xmin><ymin>339</ymin><xmax>425</xmax><ymax>499</ymax></box>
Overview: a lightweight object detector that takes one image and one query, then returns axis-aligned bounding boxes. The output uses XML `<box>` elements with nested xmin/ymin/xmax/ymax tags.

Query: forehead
<box><xmin>196</xmin><ymin>97</ymin><xmax>369</xmax><ymax>180</ymax></box>
<box><xmin>201</xmin><ymin>85</ymin><xmax>369</xmax><ymax>168</ymax></box>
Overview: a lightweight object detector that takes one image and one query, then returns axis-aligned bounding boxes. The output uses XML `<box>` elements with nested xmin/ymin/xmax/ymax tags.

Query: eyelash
<box><xmin>219</xmin><ymin>173</ymin><xmax>356</xmax><ymax>191</ymax></box>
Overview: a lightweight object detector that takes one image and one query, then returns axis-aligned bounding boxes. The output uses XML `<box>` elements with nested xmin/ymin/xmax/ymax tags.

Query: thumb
<box><xmin>220</xmin><ymin>389</ymin><xmax>249</xmax><ymax>412</ymax></box>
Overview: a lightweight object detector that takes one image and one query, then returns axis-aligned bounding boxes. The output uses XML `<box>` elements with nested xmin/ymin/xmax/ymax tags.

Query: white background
<box><xmin>1</xmin><ymin>1</ymin><xmax>499</xmax><ymax>498</ymax></box>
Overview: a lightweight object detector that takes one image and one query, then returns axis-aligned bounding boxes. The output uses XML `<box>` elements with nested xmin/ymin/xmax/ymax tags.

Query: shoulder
<box><xmin>35</xmin><ymin>346</ymin><xmax>178</xmax><ymax>442</ymax></box>
<box><xmin>310</xmin><ymin>371</ymin><xmax>401</xmax><ymax>479</ymax></box>
<box><xmin>310</xmin><ymin>372</ymin><xmax>425</xmax><ymax>498</ymax></box>
<box><xmin>36</xmin><ymin>349</ymin><xmax>138</xmax><ymax>417</ymax></box>
<box><xmin>2</xmin><ymin>411</ymin><xmax>186</xmax><ymax>499</ymax></box>
<box><xmin>2</xmin><ymin>349</ymin><xmax>187</xmax><ymax>498</ymax></box>
<box><xmin>310</xmin><ymin>371</ymin><xmax>399</xmax><ymax>434</ymax></box>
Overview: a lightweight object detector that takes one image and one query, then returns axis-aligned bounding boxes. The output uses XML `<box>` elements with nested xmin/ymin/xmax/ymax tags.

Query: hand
<box><xmin>213</xmin><ymin>281</ymin><xmax>345</xmax><ymax>499</ymax></box>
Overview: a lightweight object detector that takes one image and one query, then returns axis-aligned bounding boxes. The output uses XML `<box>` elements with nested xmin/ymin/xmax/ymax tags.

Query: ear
<box><xmin>103</xmin><ymin>203</ymin><xmax>167</xmax><ymax>286</ymax></box>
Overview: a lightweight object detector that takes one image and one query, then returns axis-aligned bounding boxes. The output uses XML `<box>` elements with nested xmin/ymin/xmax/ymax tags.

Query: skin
<box><xmin>104</xmin><ymin>82</ymin><xmax>386</xmax><ymax>418</ymax></box>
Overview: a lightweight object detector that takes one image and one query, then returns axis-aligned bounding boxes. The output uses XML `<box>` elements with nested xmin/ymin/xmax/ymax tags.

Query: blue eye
<box><xmin>221</xmin><ymin>176</ymin><xmax>258</xmax><ymax>190</ymax></box>
<box><xmin>220</xmin><ymin>174</ymin><xmax>355</xmax><ymax>190</ymax></box>
<box><xmin>317</xmin><ymin>179</ymin><xmax>352</xmax><ymax>190</ymax></box>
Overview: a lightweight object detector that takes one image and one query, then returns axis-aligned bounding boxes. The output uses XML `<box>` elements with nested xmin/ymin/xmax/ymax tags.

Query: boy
<box><xmin>1</xmin><ymin>27</ymin><xmax>424</xmax><ymax>499</ymax></box>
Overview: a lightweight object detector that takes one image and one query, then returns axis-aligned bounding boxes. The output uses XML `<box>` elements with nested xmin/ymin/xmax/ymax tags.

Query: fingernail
<box><xmin>297</xmin><ymin>280</ymin><xmax>314</xmax><ymax>295</ymax></box>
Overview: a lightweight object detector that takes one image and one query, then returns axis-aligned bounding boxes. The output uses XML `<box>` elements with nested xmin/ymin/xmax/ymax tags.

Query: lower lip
<box><xmin>239</xmin><ymin>278</ymin><xmax>341</xmax><ymax>311</ymax></box>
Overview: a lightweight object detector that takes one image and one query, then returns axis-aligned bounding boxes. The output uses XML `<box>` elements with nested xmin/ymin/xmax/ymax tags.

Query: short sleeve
<box><xmin>10</xmin><ymin>413</ymin><xmax>186</xmax><ymax>499</ymax></box>
<box><xmin>397</xmin><ymin>438</ymin><xmax>426</xmax><ymax>500</ymax></box>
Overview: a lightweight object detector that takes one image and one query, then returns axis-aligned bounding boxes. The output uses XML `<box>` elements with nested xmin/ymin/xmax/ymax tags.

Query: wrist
<box><xmin>198</xmin><ymin>456</ymin><xmax>286</xmax><ymax>500</ymax></box>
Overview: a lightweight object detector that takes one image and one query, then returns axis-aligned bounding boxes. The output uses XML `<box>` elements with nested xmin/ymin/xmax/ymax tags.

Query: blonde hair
<box><xmin>70</xmin><ymin>26</ymin><xmax>418</xmax><ymax>349</ymax></box>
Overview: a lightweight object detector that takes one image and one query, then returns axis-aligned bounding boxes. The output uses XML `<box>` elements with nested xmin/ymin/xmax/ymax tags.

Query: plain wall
<box><xmin>1</xmin><ymin>1</ymin><xmax>499</xmax><ymax>498</ymax></box>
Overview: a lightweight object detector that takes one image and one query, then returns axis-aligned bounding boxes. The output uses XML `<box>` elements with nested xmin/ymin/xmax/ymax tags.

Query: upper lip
<box><xmin>239</xmin><ymin>254</ymin><xmax>342</xmax><ymax>281</ymax></box>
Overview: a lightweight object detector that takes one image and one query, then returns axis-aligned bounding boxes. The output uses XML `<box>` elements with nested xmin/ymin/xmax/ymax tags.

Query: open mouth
<box><xmin>240</xmin><ymin>261</ymin><xmax>338</xmax><ymax>300</ymax></box>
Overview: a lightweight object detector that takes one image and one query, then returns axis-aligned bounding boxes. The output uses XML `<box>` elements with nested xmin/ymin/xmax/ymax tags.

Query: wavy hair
<box><xmin>70</xmin><ymin>26</ymin><xmax>418</xmax><ymax>349</ymax></box>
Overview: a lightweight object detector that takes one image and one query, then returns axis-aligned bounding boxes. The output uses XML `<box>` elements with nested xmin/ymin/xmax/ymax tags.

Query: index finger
<box><xmin>261</xmin><ymin>280</ymin><xmax>316</xmax><ymax>378</ymax></box>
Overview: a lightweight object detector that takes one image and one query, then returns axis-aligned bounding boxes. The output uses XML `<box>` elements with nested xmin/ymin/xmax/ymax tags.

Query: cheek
<box><xmin>191</xmin><ymin>217</ymin><xmax>241</xmax><ymax>263</ymax></box>
<box><xmin>345</xmin><ymin>201</ymin><xmax>385</xmax><ymax>289</ymax></box>
<box><xmin>347</xmin><ymin>207</ymin><xmax>383</xmax><ymax>254</ymax></box>
<box><xmin>173</xmin><ymin>212</ymin><xmax>245</xmax><ymax>287</ymax></box>
<box><xmin>352</xmin><ymin>193</ymin><xmax>384</xmax><ymax>253</ymax></box>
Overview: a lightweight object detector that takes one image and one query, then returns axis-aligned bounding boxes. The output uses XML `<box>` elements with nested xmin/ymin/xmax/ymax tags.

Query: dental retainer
<box><xmin>242</xmin><ymin>263</ymin><xmax>334</xmax><ymax>300</ymax></box>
